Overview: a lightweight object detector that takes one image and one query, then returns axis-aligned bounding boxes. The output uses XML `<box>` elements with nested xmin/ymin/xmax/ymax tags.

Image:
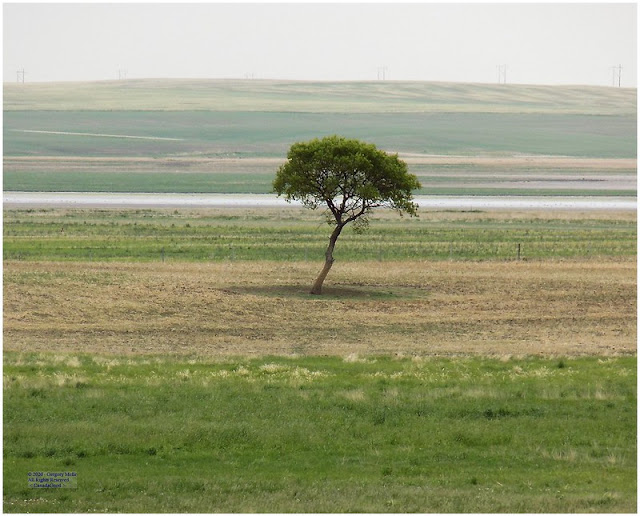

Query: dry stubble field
<box><xmin>4</xmin><ymin>257</ymin><xmax>635</xmax><ymax>358</ymax></box>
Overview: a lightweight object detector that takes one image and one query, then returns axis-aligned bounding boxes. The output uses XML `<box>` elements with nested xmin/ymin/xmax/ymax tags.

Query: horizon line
<box><xmin>3</xmin><ymin>77</ymin><xmax>637</xmax><ymax>89</ymax></box>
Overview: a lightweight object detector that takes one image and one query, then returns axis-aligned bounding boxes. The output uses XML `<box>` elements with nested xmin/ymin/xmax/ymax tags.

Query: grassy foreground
<box><xmin>3</xmin><ymin>352</ymin><xmax>636</xmax><ymax>513</ymax></box>
<box><xmin>3</xmin><ymin>207</ymin><xmax>636</xmax><ymax>512</ymax></box>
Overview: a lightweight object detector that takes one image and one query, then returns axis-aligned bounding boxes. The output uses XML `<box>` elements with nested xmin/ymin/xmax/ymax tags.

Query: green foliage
<box><xmin>3</xmin><ymin>353</ymin><xmax>636</xmax><ymax>512</ymax></box>
<box><xmin>273</xmin><ymin>136</ymin><xmax>421</xmax><ymax>227</ymax></box>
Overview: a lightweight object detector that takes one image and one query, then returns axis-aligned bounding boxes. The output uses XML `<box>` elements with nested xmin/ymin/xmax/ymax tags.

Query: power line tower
<box><xmin>118</xmin><ymin>69</ymin><xmax>128</xmax><ymax>80</ymax></box>
<box><xmin>497</xmin><ymin>64</ymin><xmax>507</xmax><ymax>84</ymax></box>
<box><xmin>611</xmin><ymin>64</ymin><xmax>622</xmax><ymax>87</ymax></box>
<box><xmin>377</xmin><ymin>65</ymin><xmax>388</xmax><ymax>80</ymax></box>
<box><xmin>16</xmin><ymin>69</ymin><xmax>25</xmax><ymax>83</ymax></box>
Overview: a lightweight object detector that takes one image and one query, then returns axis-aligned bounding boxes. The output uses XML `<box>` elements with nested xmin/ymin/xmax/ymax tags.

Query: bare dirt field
<box><xmin>399</xmin><ymin>154</ymin><xmax>637</xmax><ymax>169</ymax></box>
<box><xmin>5</xmin><ymin>154</ymin><xmax>636</xmax><ymax>170</ymax></box>
<box><xmin>4</xmin><ymin>259</ymin><xmax>635</xmax><ymax>358</ymax></box>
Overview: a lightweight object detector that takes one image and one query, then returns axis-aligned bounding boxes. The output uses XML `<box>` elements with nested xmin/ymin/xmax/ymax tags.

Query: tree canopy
<box><xmin>273</xmin><ymin>135</ymin><xmax>420</xmax><ymax>225</ymax></box>
<box><xmin>273</xmin><ymin>135</ymin><xmax>421</xmax><ymax>294</ymax></box>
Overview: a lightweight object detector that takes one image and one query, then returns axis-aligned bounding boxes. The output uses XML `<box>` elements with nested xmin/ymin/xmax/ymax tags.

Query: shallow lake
<box><xmin>3</xmin><ymin>192</ymin><xmax>637</xmax><ymax>210</ymax></box>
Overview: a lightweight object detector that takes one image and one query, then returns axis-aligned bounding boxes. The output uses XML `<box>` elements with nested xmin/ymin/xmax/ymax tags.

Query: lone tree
<box><xmin>273</xmin><ymin>135</ymin><xmax>421</xmax><ymax>295</ymax></box>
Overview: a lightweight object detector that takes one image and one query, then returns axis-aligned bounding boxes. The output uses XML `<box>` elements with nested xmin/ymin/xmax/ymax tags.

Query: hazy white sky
<box><xmin>3</xmin><ymin>2</ymin><xmax>637</xmax><ymax>86</ymax></box>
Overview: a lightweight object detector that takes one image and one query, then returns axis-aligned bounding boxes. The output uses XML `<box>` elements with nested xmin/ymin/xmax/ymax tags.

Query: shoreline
<box><xmin>3</xmin><ymin>192</ymin><xmax>637</xmax><ymax>210</ymax></box>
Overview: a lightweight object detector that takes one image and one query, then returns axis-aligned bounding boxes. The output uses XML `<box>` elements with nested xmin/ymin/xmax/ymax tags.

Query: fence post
<box><xmin>161</xmin><ymin>247</ymin><xmax>165</xmax><ymax>263</ymax></box>
<box><xmin>516</xmin><ymin>243</ymin><xmax>521</xmax><ymax>261</ymax></box>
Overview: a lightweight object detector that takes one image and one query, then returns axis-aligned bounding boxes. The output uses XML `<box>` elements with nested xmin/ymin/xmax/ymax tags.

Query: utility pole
<box><xmin>610</xmin><ymin>65</ymin><xmax>622</xmax><ymax>87</ymax></box>
<box><xmin>497</xmin><ymin>64</ymin><xmax>507</xmax><ymax>84</ymax></box>
<box><xmin>16</xmin><ymin>69</ymin><xmax>25</xmax><ymax>83</ymax></box>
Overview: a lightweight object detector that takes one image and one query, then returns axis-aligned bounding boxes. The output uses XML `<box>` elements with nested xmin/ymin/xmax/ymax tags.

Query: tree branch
<box><xmin>343</xmin><ymin>200</ymin><xmax>369</xmax><ymax>225</ymax></box>
<box><xmin>325</xmin><ymin>198</ymin><xmax>341</xmax><ymax>223</ymax></box>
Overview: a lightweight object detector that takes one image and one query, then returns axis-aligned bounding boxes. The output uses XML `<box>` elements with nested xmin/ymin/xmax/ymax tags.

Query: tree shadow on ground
<box><xmin>226</xmin><ymin>284</ymin><xmax>427</xmax><ymax>301</ymax></box>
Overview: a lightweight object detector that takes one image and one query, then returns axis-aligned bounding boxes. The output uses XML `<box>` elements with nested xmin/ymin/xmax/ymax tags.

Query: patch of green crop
<box><xmin>3</xmin><ymin>353</ymin><xmax>636</xmax><ymax>513</ymax></box>
<box><xmin>2</xmin><ymin>171</ymin><xmax>275</xmax><ymax>194</ymax></box>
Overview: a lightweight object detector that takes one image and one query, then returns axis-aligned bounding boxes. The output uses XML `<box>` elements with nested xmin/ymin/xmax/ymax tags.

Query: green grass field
<box><xmin>3</xmin><ymin>352</ymin><xmax>636</xmax><ymax>513</ymax></box>
<box><xmin>4</xmin><ymin>110</ymin><xmax>636</xmax><ymax>159</ymax></box>
<box><xmin>3</xmin><ymin>208</ymin><xmax>636</xmax><ymax>262</ymax></box>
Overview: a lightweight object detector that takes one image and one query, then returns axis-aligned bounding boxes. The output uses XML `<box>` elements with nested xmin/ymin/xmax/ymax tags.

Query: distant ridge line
<box><xmin>4</xmin><ymin>78</ymin><xmax>636</xmax><ymax>115</ymax></box>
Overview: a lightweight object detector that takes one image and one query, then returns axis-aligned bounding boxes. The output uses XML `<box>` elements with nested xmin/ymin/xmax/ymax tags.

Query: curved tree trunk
<box><xmin>310</xmin><ymin>224</ymin><xmax>343</xmax><ymax>295</ymax></box>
